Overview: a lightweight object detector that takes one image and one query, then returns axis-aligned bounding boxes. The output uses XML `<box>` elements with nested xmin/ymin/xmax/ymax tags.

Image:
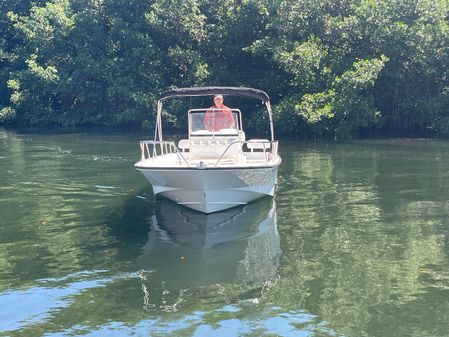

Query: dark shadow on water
<box><xmin>105</xmin><ymin>187</ymin><xmax>156</xmax><ymax>260</ymax></box>
<box><xmin>137</xmin><ymin>196</ymin><xmax>281</xmax><ymax>288</ymax></box>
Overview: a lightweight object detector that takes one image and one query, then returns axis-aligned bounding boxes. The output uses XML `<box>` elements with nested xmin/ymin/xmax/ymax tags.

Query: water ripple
<box><xmin>0</xmin><ymin>270</ymin><xmax>136</xmax><ymax>332</ymax></box>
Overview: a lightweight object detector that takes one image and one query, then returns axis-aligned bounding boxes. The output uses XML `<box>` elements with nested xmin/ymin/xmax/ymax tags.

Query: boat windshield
<box><xmin>189</xmin><ymin>109</ymin><xmax>241</xmax><ymax>135</ymax></box>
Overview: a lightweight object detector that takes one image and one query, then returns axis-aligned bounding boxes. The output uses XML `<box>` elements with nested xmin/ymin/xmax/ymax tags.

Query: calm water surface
<box><xmin>1</xmin><ymin>130</ymin><xmax>449</xmax><ymax>337</ymax></box>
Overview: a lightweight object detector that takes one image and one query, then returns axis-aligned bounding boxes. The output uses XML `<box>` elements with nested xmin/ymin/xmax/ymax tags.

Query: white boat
<box><xmin>135</xmin><ymin>87</ymin><xmax>281</xmax><ymax>213</ymax></box>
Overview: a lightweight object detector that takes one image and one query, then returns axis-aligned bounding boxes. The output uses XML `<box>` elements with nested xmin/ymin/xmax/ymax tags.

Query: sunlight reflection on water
<box><xmin>39</xmin><ymin>307</ymin><xmax>334</xmax><ymax>337</ymax></box>
<box><xmin>0</xmin><ymin>270</ymin><xmax>134</xmax><ymax>332</ymax></box>
<box><xmin>0</xmin><ymin>267</ymin><xmax>336</xmax><ymax>337</ymax></box>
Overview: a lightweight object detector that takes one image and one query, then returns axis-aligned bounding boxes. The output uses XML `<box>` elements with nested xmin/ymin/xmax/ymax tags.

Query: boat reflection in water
<box><xmin>137</xmin><ymin>196</ymin><xmax>280</xmax><ymax>288</ymax></box>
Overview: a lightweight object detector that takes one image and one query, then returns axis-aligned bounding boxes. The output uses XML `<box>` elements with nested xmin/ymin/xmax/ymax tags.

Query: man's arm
<box><xmin>226</xmin><ymin>108</ymin><xmax>235</xmax><ymax>128</ymax></box>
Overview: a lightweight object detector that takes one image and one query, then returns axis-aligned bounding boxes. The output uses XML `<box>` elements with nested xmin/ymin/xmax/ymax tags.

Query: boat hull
<box><xmin>135</xmin><ymin>166</ymin><xmax>279</xmax><ymax>213</ymax></box>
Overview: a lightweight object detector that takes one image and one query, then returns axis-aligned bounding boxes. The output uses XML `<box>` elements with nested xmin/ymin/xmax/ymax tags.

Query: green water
<box><xmin>1</xmin><ymin>130</ymin><xmax>449</xmax><ymax>337</ymax></box>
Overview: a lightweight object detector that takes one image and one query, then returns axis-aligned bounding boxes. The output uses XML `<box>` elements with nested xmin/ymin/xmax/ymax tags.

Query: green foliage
<box><xmin>145</xmin><ymin>0</ymin><xmax>208</xmax><ymax>87</ymax></box>
<box><xmin>282</xmin><ymin>54</ymin><xmax>387</xmax><ymax>139</ymax></box>
<box><xmin>0</xmin><ymin>0</ymin><xmax>448</xmax><ymax>138</ymax></box>
<box><xmin>273</xmin><ymin>36</ymin><xmax>329</xmax><ymax>90</ymax></box>
<box><xmin>297</xmin><ymin>91</ymin><xmax>335</xmax><ymax>123</ymax></box>
<box><xmin>0</xmin><ymin>107</ymin><xmax>16</xmax><ymax>123</ymax></box>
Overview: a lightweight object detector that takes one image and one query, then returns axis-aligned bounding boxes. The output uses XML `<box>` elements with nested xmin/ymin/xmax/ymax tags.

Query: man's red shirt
<box><xmin>204</xmin><ymin>105</ymin><xmax>235</xmax><ymax>131</ymax></box>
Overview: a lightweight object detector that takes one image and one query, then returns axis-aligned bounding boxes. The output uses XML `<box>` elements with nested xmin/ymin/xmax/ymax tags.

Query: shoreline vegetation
<box><xmin>1</xmin><ymin>0</ymin><xmax>449</xmax><ymax>140</ymax></box>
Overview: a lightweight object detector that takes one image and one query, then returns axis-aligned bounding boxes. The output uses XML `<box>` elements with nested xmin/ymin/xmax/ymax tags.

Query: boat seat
<box><xmin>178</xmin><ymin>139</ymin><xmax>189</xmax><ymax>152</ymax></box>
<box><xmin>191</xmin><ymin>139</ymin><xmax>206</xmax><ymax>146</ymax></box>
<box><xmin>208</xmin><ymin>140</ymin><xmax>219</xmax><ymax>146</ymax></box>
<box><xmin>247</xmin><ymin>139</ymin><xmax>271</xmax><ymax>151</ymax></box>
<box><xmin>188</xmin><ymin>136</ymin><xmax>242</xmax><ymax>160</ymax></box>
<box><xmin>210</xmin><ymin>138</ymin><xmax>238</xmax><ymax>146</ymax></box>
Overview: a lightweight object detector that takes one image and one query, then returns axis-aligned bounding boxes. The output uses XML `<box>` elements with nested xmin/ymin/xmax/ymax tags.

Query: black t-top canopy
<box><xmin>159</xmin><ymin>86</ymin><xmax>270</xmax><ymax>103</ymax></box>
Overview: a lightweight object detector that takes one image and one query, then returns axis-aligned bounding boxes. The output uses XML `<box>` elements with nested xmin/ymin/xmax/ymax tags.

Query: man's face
<box><xmin>214</xmin><ymin>96</ymin><xmax>224</xmax><ymax>107</ymax></box>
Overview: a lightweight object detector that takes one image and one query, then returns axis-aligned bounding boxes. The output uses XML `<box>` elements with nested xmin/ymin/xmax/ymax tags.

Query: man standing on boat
<box><xmin>204</xmin><ymin>94</ymin><xmax>235</xmax><ymax>131</ymax></box>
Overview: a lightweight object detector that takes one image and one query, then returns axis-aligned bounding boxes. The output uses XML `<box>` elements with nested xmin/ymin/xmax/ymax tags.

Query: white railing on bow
<box><xmin>140</xmin><ymin>141</ymin><xmax>189</xmax><ymax>166</ymax></box>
